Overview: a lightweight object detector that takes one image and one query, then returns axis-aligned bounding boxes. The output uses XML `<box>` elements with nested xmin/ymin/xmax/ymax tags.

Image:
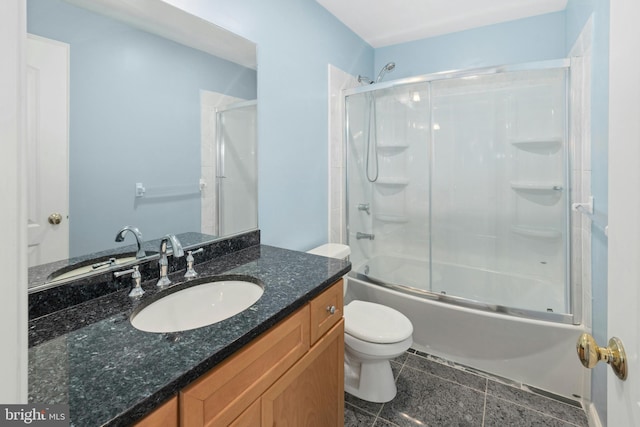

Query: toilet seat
<box><xmin>344</xmin><ymin>300</ymin><xmax>413</xmax><ymax>344</ymax></box>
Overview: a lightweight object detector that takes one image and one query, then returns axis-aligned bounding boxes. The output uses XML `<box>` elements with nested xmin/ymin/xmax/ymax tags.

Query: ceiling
<box><xmin>316</xmin><ymin>0</ymin><xmax>568</xmax><ymax>48</ymax></box>
<box><xmin>67</xmin><ymin>0</ymin><xmax>257</xmax><ymax>68</ymax></box>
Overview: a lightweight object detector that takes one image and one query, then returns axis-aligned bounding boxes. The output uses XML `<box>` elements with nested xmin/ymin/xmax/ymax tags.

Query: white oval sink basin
<box><xmin>47</xmin><ymin>256</ymin><xmax>137</xmax><ymax>283</ymax></box>
<box><xmin>131</xmin><ymin>280</ymin><xmax>264</xmax><ymax>333</ymax></box>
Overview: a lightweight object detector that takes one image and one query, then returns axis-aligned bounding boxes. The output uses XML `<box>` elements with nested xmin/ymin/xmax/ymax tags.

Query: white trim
<box><xmin>327</xmin><ymin>64</ymin><xmax>359</xmax><ymax>244</ymax></box>
<box><xmin>0</xmin><ymin>0</ymin><xmax>28</xmax><ymax>403</ymax></box>
<box><xmin>586</xmin><ymin>401</ymin><xmax>603</xmax><ymax>427</ymax></box>
<box><xmin>608</xmin><ymin>0</ymin><xmax>640</xmax><ymax>424</ymax></box>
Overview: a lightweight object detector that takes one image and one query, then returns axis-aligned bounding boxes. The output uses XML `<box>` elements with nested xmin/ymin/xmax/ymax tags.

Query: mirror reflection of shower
<box><xmin>357</xmin><ymin>62</ymin><xmax>396</xmax><ymax>183</ymax></box>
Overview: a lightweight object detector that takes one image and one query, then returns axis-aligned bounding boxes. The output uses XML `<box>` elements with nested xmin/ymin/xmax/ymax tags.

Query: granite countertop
<box><xmin>28</xmin><ymin>244</ymin><xmax>351</xmax><ymax>426</ymax></box>
<box><xmin>28</xmin><ymin>231</ymin><xmax>220</xmax><ymax>292</ymax></box>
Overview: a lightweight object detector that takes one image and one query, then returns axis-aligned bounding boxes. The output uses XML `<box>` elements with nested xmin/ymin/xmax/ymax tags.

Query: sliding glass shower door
<box><xmin>345</xmin><ymin>63</ymin><xmax>570</xmax><ymax>317</ymax></box>
<box><xmin>347</xmin><ymin>82</ymin><xmax>431</xmax><ymax>290</ymax></box>
<box><xmin>429</xmin><ymin>69</ymin><xmax>568</xmax><ymax>312</ymax></box>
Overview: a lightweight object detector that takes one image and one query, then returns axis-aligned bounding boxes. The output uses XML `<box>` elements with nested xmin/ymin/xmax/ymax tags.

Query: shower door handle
<box><xmin>356</xmin><ymin>232</ymin><xmax>375</xmax><ymax>240</ymax></box>
<box><xmin>576</xmin><ymin>333</ymin><xmax>627</xmax><ymax>380</ymax></box>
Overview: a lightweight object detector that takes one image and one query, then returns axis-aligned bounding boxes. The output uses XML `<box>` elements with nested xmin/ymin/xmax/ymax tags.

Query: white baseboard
<box><xmin>586</xmin><ymin>401</ymin><xmax>603</xmax><ymax>427</ymax></box>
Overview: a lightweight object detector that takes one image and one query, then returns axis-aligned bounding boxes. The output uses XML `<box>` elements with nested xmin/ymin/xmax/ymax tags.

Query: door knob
<box><xmin>576</xmin><ymin>333</ymin><xmax>627</xmax><ymax>380</ymax></box>
<box><xmin>48</xmin><ymin>213</ymin><xmax>62</xmax><ymax>225</ymax></box>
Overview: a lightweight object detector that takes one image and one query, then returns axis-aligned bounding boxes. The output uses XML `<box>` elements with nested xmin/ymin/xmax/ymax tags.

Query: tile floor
<box><xmin>345</xmin><ymin>350</ymin><xmax>589</xmax><ymax>427</ymax></box>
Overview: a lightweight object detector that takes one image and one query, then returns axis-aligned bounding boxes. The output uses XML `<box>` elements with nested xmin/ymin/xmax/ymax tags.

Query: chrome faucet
<box><xmin>358</xmin><ymin>203</ymin><xmax>371</xmax><ymax>215</ymax></box>
<box><xmin>356</xmin><ymin>232</ymin><xmax>375</xmax><ymax>240</ymax></box>
<box><xmin>114</xmin><ymin>265</ymin><xmax>144</xmax><ymax>298</ymax></box>
<box><xmin>156</xmin><ymin>234</ymin><xmax>184</xmax><ymax>287</ymax></box>
<box><xmin>115</xmin><ymin>226</ymin><xmax>146</xmax><ymax>259</ymax></box>
<box><xmin>184</xmin><ymin>248</ymin><xmax>204</xmax><ymax>279</ymax></box>
<box><xmin>92</xmin><ymin>257</ymin><xmax>117</xmax><ymax>270</ymax></box>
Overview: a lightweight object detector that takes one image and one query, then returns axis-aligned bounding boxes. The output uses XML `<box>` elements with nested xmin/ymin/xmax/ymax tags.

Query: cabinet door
<box><xmin>181</xmin><ymin>306</ymin><xmax>310</xmax><ymax>427</ymax></box>
<box><xmin>262</xmin><ymin>319</ymin><xmax>344</xmax><ymax>426</ymax></box>
<box><xmin>229</xmin><ymin>399</ymin><xmax>261</xmax><ymax>427</ymax></box>
<box><xmin>133</xmin><ymin>396</ymin><xmax>178</xmax><ymax>427</ymax></box>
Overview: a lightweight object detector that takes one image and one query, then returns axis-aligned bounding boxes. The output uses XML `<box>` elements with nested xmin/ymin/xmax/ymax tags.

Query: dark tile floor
<box><xmin>345</xmin><ymin>350</ymin><xmax>589</xmax><ymax>427</ymax></box>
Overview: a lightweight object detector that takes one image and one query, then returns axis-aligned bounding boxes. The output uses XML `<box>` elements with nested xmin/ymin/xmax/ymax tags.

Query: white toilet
<box><xmin>307</xmin><ymin>244</ymin><xmax>414</xmax><ymax>403</ymax></box>
<box><xmin>343</xmin><ymin>300</ymin><xmax>413</xmax><ymax>402</ymax></box>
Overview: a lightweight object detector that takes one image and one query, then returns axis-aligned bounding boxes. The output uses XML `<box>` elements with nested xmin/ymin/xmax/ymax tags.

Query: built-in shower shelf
<box><xmin>374</xmin><ymin>178</ymin><xmax>410</xmax><ymax>186</ymax></box>
<box><xmin>510</xmin><ymin>182</ymin><xmax>563</xmax><ymax>193</ymax></box>
<box><xmin>511</xmin><ymin>225</ymin><xmax>562</xmax><ymax>239</ymax></box>
<box><xmin>377</xmin><ymin>143</ymin><xmax>409</xmax><ymax>155</ymax></box>
<box><xmin>510</xmin><ymin>138</ymin><xmax>563</xmax><ymax>153</ymax></box>
<box><xmin>374</xmin><ymin>214</ymin><xmax>409</xmax><ymax>223</ymax></box>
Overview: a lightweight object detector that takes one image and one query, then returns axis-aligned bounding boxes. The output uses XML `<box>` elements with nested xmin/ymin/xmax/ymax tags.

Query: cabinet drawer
<box><xmin>309</xmin><ymin>279</ymin><xmax>343</xmax><ymax>344</ymax></box>
<box><xmin>180</xmin><ymin>306</ymin><xmax>310</xmax><ymax>427</ymax></box>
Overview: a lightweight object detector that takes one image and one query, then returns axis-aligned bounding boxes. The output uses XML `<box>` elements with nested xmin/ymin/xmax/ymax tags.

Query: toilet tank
<box><xmin>306</xmin><ymin>244</ymin><xmax>350</xmax><ymax>295</ymax></box>
<box><xmin>306</xmin><ymin>243</ymin><xmax>350</xmax><ymax>260</ymax></box>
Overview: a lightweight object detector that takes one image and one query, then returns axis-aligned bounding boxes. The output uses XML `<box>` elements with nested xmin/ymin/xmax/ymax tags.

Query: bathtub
<box><xmin>345</xmin><ymin>271</ymin><xmax>588</xmax><ymax>400</ymax></box>
<box><xmin>363</xmin><ymin>255</ymin><xmax>567</xmax><ymax>314</ymax></box>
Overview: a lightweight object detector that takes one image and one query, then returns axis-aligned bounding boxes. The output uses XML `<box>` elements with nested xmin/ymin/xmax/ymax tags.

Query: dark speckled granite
<box><xmin>28</xmin><ymin>231</ymin><xmax>218</xmax><ymax>288</ymax></box>
<box><xmin>29</xmin><ymin>243</ymin><xmax>351</xmax><ymax>427</ymax></box>
<box><xmin>28</xmin><ymin>231</ymin><xmax>260</xmax><ymax>320</ymax></box>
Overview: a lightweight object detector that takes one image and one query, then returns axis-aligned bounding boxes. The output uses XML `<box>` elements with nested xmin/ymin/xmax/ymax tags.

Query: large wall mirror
<box><xmin>27</xmin><ymin>0</ymin><xmax>258</xmax><ymax>288</ymax></box>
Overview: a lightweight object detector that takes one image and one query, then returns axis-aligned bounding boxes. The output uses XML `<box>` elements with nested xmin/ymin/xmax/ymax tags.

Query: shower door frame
<box><xmin>214</xmin><ymin>99</ymin><xmax>258</xmax><ymax>237</ymax></box>
<box><xmin>344</xmin><ymin>58</ymin><xmax>578</xmax><ymax>325</ymax></box>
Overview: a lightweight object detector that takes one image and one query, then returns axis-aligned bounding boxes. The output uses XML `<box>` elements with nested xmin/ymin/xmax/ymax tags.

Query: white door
<box><xmin>26</xmin><ymin>34</ymin><xmax>70</xmax><ymax>266</ymax></box>
<box><xmin>607</xmin><ymin>0</ymin><xmax>640</xmax><ymax>425</ymax></box>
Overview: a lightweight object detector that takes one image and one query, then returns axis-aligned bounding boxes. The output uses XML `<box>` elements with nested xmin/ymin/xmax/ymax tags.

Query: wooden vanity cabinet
<box><xmin>135</xmin><ymin>279</ymin><xmax>344</xmax><ymax>427</ymax></box>
<box><xmin>261</xmin><ymin>319</ymin><xmax>344</xmax><ymax>426</ymax></box>
<box><xmin>134</xmin><ymin>396</ymin><xmax>179</xmax><ymax>427</ymax></box>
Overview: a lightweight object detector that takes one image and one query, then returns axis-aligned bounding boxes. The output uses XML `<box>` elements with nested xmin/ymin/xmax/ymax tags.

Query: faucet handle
<box><xmin>184</xmin><ymin>248</ymin><xmax>204</xmax><ymax>279</ymax></box>
<box><xmin>114</xmin><ymin>265</ymin><xmax>144</xmax><ymax>298</ymax></box>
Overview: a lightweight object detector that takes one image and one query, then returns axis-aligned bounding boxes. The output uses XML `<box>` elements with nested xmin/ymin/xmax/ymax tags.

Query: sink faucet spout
<box><xmin>163</xmin><ymin>234</ymin><xmax>184</xmax><ymax>258</ymax></box>
<box><xmin>156</xmin><ymin>234</ymin><xmax>184</xmax><ymax>287</ymax></box>
<box><xmin>115</xmin><ymin>226</ymin><xmax>146</xmax><ymax>258</ymax></box>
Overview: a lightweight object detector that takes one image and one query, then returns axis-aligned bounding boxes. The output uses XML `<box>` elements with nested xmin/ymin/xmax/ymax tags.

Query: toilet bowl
<box><xmin>306</xmin><ymin>244</ymin><xmax>414</xmax><ymax>403</ymax></box>
<box><xmin>343</xmin><ymin>300</ymin><xmax>413</xmax><ymax>403</ymax></box>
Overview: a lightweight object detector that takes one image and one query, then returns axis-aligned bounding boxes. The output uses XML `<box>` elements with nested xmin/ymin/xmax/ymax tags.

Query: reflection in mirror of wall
<box><xmin>26</xmin><ymin>0</ymin><xmax>258</xmax><ymax>285</ymax></box>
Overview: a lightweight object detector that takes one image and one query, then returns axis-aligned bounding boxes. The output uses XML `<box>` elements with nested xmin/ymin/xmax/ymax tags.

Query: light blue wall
<box><xmin>566</xmin><ymin>0</ymin><xmax>610</xmax><ymax>423</ymax></box>
<box><xmin>164</xmin><ymin>0</ymin><xmax>374</xmax><ymax>251</ymax></box>
<box><xmin>375</xmin><ymin>12</ymin><xmax>566</xmax><ymax>79</ymax></box>
<box><xmin>27</xmin><ymin>0</ymin><xmax>257</xmax><ymax>256</ymax></box>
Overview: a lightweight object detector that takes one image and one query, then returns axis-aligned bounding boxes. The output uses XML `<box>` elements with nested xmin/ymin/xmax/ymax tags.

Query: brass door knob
<box><xmin>576</xmin><ymin>333</ymin><xmax>627</xmax><ymax>380</ymax></box>
<box><xmin>48</xmin><ymin>213</ymin><xmax>63</xmax><ymax>225</ymax></box>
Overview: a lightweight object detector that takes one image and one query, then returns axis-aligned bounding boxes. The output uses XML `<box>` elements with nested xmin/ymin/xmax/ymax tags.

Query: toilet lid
<box><xmin>344</xmin><ymin>300</ymin><xmax>413</xmax><ymax>344</ymax></box>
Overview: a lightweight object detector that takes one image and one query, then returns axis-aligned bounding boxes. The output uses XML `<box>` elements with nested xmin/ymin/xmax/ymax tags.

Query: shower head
<box><xmin>376</xmin><ymin>62</ymin><xmax>396</xmax><ymax>83</ymax></box>
<box><xmin>358</xmin><ymin>75</ymin><xmax>373</xmax><ymax>85</ymax></box>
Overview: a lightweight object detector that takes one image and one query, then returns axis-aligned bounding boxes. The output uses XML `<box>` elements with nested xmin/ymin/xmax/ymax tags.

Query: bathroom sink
<box><xmin>130</xmin><ymin>278</ymin><xmax>264</xmax><ymax>333</ymax></box>
<box><xmin>46</xmin><ymin>254</ymin><xmax>138</xmax><ymax>283</ymax></box>
<box><xmin>45</xmin><ymin>251</ymin><xmax>160</xmax><ymax>284</ymax></box>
